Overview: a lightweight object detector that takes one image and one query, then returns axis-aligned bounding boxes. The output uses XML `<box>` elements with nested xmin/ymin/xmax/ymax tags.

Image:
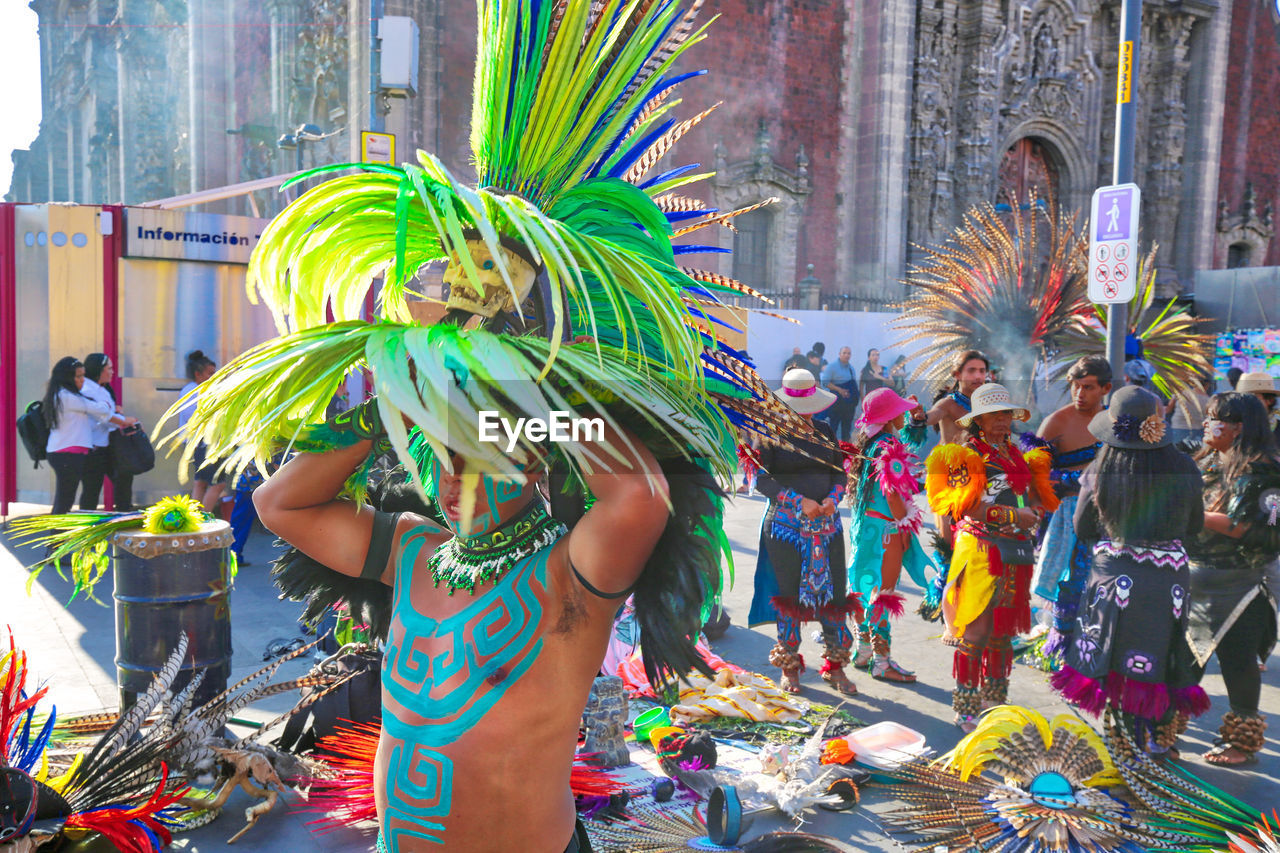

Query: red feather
<box><xmin>64</xmin><ymin>762</ymin><xmax>190</xmax><ymax>853</ymax></box>
<box><xmin>1</xmin><ymin>633</ymin><xmax>49</xmax><ymax>759</ymax></box>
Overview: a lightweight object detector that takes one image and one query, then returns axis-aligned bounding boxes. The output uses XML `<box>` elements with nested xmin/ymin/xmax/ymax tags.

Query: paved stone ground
<box><xmin>2</xmin><ymin>494</ymin><xmax>1276</xmax><ymax>851</ymax></box>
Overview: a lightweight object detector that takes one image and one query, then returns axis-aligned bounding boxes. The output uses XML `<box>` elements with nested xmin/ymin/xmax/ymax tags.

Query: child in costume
<box><xmin>752</xmin><ymin>368</ymin><xmax>861</xmax><ymax>696</ymax></box>
<box><xmin>848</xmin><ymin>387</ymin><xmax>936</xmax><ymax>683</ymax></box>
<box><xmin>154</xmin><ymin>3</ymin><xmax>821</xmax><ymax>850</ymax></box>
<box><xmin>924</xmin><ymin>383</ymin><xmax>1057</xmax><ymax>731</ymax></box>
<box><xmin>1051</xmin><ymin>386</ymin><xmax>1210</xmax><ymax>756</ymax></box>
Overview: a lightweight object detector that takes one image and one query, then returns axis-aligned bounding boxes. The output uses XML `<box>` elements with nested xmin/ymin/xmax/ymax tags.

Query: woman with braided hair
<box><xmin>924</xmin><ymin>383</ymin><xmax>1058</xmax><ymax>731</ymax></box>
<box><xmin>1187</xmin><ymin>392</ymin><xmax>1280</xmax><ymax>766</ymax></box>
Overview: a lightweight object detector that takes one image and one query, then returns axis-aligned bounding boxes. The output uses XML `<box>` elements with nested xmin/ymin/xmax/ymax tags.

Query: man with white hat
<box><xmin>1237</xmin><ymin>371</ymin><xmax>1280</xmax><ymax>443</ymax></box>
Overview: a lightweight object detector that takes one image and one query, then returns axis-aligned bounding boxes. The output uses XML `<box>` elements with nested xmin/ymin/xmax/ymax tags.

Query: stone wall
<box><xmin>1214</xmin><ymin>0</ymin><xmax>1280</xmax><ymax>268</ymax></box>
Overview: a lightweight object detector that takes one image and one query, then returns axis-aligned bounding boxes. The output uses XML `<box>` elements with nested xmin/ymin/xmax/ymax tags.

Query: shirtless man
<box><xmin>924</xmin><ymin>350</ymin><xmax>991</xmax><ymax>445</ymax></box>
<box><xmin>254</xmin><ymin>418</ymin><xmax>668</xmax><ymax>853</ymax></box>
<box><xmin>1030</xmin><ymin>355</ymin><xmax>1111</xmax><ymax>656</ymax></box>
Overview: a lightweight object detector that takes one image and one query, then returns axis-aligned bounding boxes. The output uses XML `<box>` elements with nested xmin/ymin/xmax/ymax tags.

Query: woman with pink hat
<box><xmin>847</xmin><ymin>388</ymin><xmax>938</xmax><ymax>683</ymax></box>
<box><xmin>750</xmin><ymin>368</ymin><xmax>863</xmax><ymax>695</ymax></box>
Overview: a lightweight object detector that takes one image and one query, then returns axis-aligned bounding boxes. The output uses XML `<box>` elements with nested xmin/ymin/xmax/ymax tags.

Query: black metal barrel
<box><xmin>112</xmin><ymin>521</ymin><xmax>234</xmax><ymax>711</ymax></box>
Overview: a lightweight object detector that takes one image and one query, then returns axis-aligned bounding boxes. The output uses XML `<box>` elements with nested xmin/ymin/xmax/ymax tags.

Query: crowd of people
<box><xmin>752</xmin><ymin>346</ymin><xmax>1277</xmax><ymax>765</ymax></box>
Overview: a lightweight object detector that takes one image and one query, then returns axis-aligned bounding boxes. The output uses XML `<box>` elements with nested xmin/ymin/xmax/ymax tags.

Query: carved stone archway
<box><xmin>1216</xmin><ymin>184</ymin><xmax>1274</xmax><ymax>268</ymax></box>
<box><xmin>996</xmin><ymin>122</ymin><xmax>1088</xmax><ymax>213</ymax></box>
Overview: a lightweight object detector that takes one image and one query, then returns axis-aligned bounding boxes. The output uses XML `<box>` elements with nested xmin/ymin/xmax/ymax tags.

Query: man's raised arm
<box><xmin>254</xmin><ymin>440</ymin><xmax>420</xmax><ymax>585</ymax></box>
<box><xmin>566</xmin><ymin>423</ymin><xmax>670</xmax><ymax>595</ymax></box>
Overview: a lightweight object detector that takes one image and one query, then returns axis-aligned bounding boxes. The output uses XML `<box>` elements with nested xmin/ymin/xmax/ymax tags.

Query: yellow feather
<box><xmin>925</xmin><ymin>444</ymin><xmax>986</xmax><ymax>519</ymax></box>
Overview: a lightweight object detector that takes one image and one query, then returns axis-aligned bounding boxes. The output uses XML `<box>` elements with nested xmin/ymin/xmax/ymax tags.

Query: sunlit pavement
<box><xmin>3</xmin><ymin>495</ymin><xmax>1276</xmax><ymax>850</ymax></box>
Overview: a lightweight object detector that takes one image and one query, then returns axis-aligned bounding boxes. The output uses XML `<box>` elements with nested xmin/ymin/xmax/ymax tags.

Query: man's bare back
<box><xmin>375</xmin><ymin>521</ymin><xmax>615</xmax><ymax>852</ymax></box>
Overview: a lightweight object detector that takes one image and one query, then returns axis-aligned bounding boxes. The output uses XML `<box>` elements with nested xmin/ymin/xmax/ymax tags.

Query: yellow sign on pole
<box><xmin>1116</xmin><ymin>41</ymin><xmax>1133</xmax><ymax>104</ymax></box>
<box><xmin>361</xmin><ymin>131</ymin><xmax>396</xmax><ymax>165</ymax></box>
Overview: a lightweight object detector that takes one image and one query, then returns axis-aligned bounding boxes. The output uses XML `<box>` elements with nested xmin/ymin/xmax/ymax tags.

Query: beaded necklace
<box><xmin>428</xmin><ymin>501</ymin><xmax>567</xmax><ymax>594</ymax></box>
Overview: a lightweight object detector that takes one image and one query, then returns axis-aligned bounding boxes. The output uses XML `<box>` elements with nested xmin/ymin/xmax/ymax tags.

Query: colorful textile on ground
<box><xmin>1052</xmin><ymin>538</ymin><xmax>1209</xmax><ymax>724</ymax></box>
<box><xmin>770</xmin><ymin>489</ymin><xmax>841</xmax><ymax>610</ymax></box>
<box><xmin>668</xmin><ymin>669</ymin><xmax>809</xmax><ymax>725</ymax></box>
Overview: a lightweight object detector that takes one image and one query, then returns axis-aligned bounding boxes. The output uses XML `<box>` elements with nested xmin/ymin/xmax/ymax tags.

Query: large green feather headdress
<box><xmin>159</xmin><ymin>0</ymin><xmax>810</xmax><ymax>487</ymax></box>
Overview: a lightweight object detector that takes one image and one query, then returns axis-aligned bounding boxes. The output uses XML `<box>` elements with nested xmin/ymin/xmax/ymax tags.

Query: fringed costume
<box><xmin>143</xmin><ymin>2</ymin><xmax>823</xmax><ymax>849</ymax></box>
<box><xmin>753</xmin><ymin>420</ymin><xmax>861</xmax><ymax>687</ymax></box>
<box><xmin>925</xmin><ymin>434</ymin><xmax>1057</xmax><ymax>724</ymax></box>
<box><xmin>1025</xmin><ymin>436</ymin><xmax>1102</xmax><ymax>661</ymax></box>
<box><xmin>1048</xmin><ymin>386</ymin><xmax>1211</xmax><ymax>756</ymax></box>
<box><xmin>1187</xmin><ymin>456</ymin><xmax>1280</xmax><ymax>763</ymax></box>
<box><xmin>1051</xmin><ymin>471</ymin><xmax>1210</xmax><ymax>751</ymax></box>
<box><xmin>848</xmin><ymin>413</ymin><xmax>936</xmax><ymax>682</ymax></box>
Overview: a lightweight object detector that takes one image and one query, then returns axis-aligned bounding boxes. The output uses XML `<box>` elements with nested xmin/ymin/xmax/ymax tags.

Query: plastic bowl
<box><xmin>843</xmin><ymin>720</ymin><xmax>927</xmax><ymax>770</ymax></box>
<box><xmin>632</xmin><ymin>706</ymin><xmax>671</xmax><ymax>744</ymax></box>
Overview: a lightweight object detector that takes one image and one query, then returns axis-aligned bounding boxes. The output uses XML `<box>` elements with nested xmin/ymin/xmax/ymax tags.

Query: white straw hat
<box><xmin>773</xmin><ymin>368</ymin><xmax>838</xmax><ymax>416</ymax></box>
<box><xmin>1237</xmin><ymin>372</ymin><xmax>1278</xmax><ymax>396</ymax></box>
<box><xmin>955</xmin><ymin>382</ymin><xmax>1030</xmax><ymax>428</ymax></box>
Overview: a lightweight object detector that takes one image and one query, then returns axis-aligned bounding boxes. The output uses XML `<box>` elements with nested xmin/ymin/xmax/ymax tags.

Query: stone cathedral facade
<box><xmin>7</xmin><ymin>0</ymin><xmax>1263</xmax><ymax>301</ymax></box>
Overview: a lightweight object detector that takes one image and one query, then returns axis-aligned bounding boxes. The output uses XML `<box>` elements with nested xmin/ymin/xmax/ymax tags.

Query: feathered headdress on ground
<box><xmin>891</xmin><ymin>195</ymin><xmax>1089</xmax><ymax>394</ymax></box>
<box><xmin>1051</xmin><ymin>244</ymin><xmax>1215</xmax><ymax>401</ymax></box>
<box><xmin>877</xmin><ymin>705</ymin><xmax>1269</xmax><ymax>853</ymax></box>
<box><xmin>154</xmin><ymin>0</ymin><xmax>809</xmax><ymax>688</ymax></box>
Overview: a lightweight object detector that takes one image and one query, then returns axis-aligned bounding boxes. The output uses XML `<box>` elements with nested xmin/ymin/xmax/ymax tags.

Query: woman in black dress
<box><xmin>753</xmin><ymin>369</ymin><xmax>860</xmax><ymax>695</ymax></box>
<box><xmin>1052</xmin><ymin>386</ymin><xmax>1208</xmax><ymax>755</ymax></box>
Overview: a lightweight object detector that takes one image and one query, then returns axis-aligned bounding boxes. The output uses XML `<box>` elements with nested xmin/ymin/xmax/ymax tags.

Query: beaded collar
<box><xmin>949</xmin><ymin>390</ymin><xmax>972</xmax><ymax>412</ymax></box>
<box><xmin>428</xmin><ymin>501</ymin><xmax>567</xmax><ymax>595</ymax></box>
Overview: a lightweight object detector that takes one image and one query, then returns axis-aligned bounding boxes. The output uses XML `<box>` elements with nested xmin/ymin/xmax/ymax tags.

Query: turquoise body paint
<box><xmin>379</xmin><ymin>524</ymin><xmax>556</xmax><ymax>848</ymax></box>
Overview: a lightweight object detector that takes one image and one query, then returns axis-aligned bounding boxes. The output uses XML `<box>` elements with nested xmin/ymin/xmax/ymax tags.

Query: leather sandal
<box><xmin>871</xmin><ymin>659</ymin><xmax>917</xmax><ymax>683</ymax></box>
<box><xmin>820</xmin><ymin>668</ymin><xmax>858</xmax><ymax>696</ymax></box>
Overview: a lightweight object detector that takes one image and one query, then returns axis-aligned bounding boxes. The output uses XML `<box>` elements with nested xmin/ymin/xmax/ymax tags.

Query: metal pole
<box><xmin>370</xmin><ymin>0</ymin><xmax>385</xmax><ymax>134</ymax></box>
<box><xmin>1106</xmin><ymin>0</ymin><xmax>1141</xmax><ymax>379</ymax></box>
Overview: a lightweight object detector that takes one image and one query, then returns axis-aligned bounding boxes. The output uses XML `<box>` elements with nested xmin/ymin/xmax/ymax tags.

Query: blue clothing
<box><xmin>848</xmin><ymin>431</ymin><xmax>937</xmax><ymax>612</ymax></box>
<box><xmin>821</xmin><ymin>361</ymin><xmax>856</xmax><ymax>386</ymax></box>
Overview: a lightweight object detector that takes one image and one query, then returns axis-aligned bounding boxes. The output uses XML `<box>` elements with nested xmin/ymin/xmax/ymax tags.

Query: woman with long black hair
<box><xmin>83</xmin><ymin>353</ymin><xmax>138</xmax><ymax>511</ymax></box>
<box><xmin>42</xmin><ymin>356</ymin><xmax>137</xmax><ymax>514</ymax></box>
<box><xmin>1051</xmin><ymin>386</ymin><xmax>1208</xmax><ymax>755</ymax></box>
<box><xmin>1187</xmin><ymin>391</ymin><xmax>1280</xmax><ymax>766</ymax></box>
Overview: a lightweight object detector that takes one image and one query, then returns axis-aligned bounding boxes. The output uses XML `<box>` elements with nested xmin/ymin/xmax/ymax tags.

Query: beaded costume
<box><xmin>1027</xmin><ymin>438</ymin><xmax>1101</xmax><ymax>660</ymax></box>
<box><xmin>848</xmin><ymin>425</ymin><xmax>937</xmax><ymax>680</ymax></box>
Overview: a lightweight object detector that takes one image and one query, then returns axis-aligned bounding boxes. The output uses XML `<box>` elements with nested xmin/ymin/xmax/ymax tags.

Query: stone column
<box><xmin>836</xmin><ymin>0</ymin><xmax>917</xmax><ymax>294</ymax></box>
<box><xmin>1175</xmin><ymin>0</ymin><xmax>1230</xmax><ymax>287</ymax></box>
<box><xmin>187</xmin><ymin>0</ymin><xmax>234</xmax><ymax>194</ymax></box>
<box><xmin>114</xmin><ymin>0</ymin><xmax>182</xmax><ymax>203</ymax></box>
